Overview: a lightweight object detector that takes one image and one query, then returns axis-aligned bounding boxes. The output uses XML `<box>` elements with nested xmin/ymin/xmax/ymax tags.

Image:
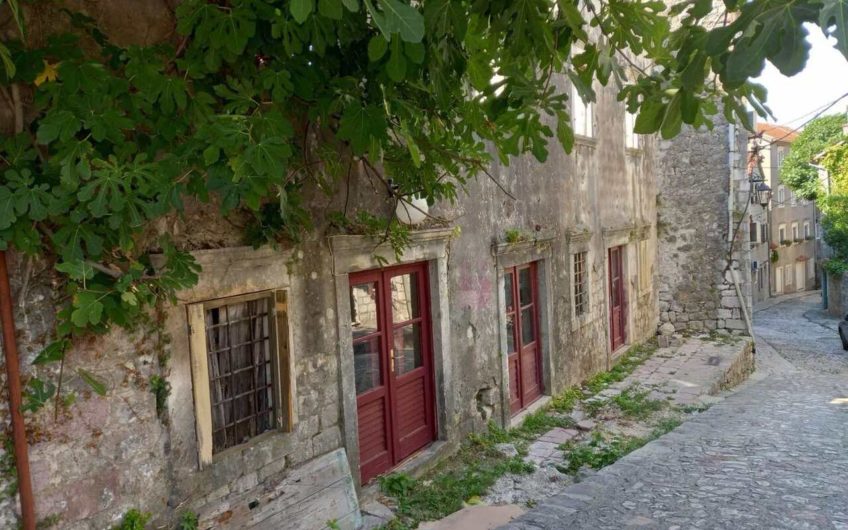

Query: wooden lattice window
<box><xmin>188</xmin><ymin>291</ymin><xmax>294</xmax><ymax>465</ymax></box>
<box><xmin>573</xmin><ymin>251</ymin><xmax>588</xmax><ymax>316</ymax></box>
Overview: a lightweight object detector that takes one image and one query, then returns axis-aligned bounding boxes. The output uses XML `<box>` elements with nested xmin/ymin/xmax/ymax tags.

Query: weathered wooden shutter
<box><xmin>187</xmin><ymin>302</ymin><xmax>214</xmax><ymax>467</ymax></box>
<box><xmin>272</xmin><ymin>290</ymin><xmax>297</xmax><ymax>432</ymax></box>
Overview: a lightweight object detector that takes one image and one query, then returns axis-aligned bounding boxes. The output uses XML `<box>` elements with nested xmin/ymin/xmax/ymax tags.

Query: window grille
<box><xmin>188</xmin><ymin>290</ymin><xmax>293</xmax><ymax>465</ymax></box>
<box><xmin>573</xmin><ymin>252</ymin><xmax>588</xmax><ymax>316</ymax></box>
<box><xmin>205</xmin><ymin>297</ymin><xmax>275</xmax><ymax>452</ymax></box>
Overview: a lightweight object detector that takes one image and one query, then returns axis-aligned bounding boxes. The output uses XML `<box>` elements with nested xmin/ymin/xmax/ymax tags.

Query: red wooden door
<box><xmin>504</xmin><ymin>263</ymin><xmax>543</xmax><ymax>415</ymax></box>
<box><xmin>608</xmin><ymin>246</ymin><xmax>626</xmax><ymax>351</ymax></box>
<box><xmin>350</xmin><ymin>263</ymin><xmax>435</xmax><ymax>483</ymax></box>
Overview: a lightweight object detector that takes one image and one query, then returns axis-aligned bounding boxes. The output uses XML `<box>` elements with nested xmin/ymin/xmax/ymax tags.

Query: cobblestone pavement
<box><xmin>754</xmin><ymin>291</ymin><xmax>848</xmax><ymax>374</ymax></box>
<box><xmin>502</xmin><ymin>294</ymin><xmax>848</xmax><ymax>530</ymax></box>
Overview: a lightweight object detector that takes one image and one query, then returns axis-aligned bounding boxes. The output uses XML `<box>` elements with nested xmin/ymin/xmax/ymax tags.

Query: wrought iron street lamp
<box><xmin>754</xmin><ymin>181</ymin><xmax>772</xmax><ymax>208</ymax></box>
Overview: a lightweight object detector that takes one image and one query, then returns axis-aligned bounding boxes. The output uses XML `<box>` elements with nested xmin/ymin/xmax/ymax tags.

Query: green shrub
<box><xmin>177</xmin><ymin>511</ymin><xmax>199</xmax><ymax>530</ymax></box>
<box><xmin>113</xmin><ymin>509</ymin><xmax>150</xmax><ymax>530</ymax></box>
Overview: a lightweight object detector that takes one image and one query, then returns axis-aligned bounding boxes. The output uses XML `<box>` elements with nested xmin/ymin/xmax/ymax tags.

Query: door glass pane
<box><xmin>351</xmin><ymin>283</ymin><xmax>379</xmax><ymax>336</ymax></box>
<box><xmin>506</xmin><ymin>313</ymin><xmax>517</xmax><ymax>353</ymax></box>
<box><xmin>519</xmin><ymin>268</ymin><xmax>533</xmax><ymax>306</ymax></box>
<box><xmin>354</xmin><ymin>336</ymin><xmax>382</xmax><ymax>394</ymax></box>
<box><xmin>521</xmin><ymin>307</ymin><xmax>535</xmax><ymax>346</ymax></box>
<box><xmin>504</xmin><ymin>271</ymin><xmax>515</xmax><ymax>312</ymax></box>
<box><xmin>391</xmin><ymin>273</ymin><xmax>420</xmax><ymax>323</ymax></box>
<box><xmin>393</xmin><ymin>323</ymin><xmax>422</xmax><ymax>375</ymax></box>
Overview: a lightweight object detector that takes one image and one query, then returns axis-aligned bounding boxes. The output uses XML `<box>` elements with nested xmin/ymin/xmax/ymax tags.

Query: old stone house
<box><xmin>0</xmin><ymin>71</ymin><xmax>661</xmax><ymax>529</ymax></box>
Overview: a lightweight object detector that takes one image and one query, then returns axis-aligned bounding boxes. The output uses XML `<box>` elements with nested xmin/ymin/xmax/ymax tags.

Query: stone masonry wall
<box><xmin>657</xmin><ymin>118</ymin><xmax>753</xmax><ymax>336</ymax></box>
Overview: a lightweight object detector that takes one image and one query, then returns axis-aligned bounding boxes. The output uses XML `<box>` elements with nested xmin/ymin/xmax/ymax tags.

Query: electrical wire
<box><xmin>757</xmin><ymin>90</ymin><xmax>848</xmax><ymax>146</ymax></box>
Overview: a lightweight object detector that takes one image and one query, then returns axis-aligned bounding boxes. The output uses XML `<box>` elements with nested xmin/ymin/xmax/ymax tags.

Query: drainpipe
<box><xmin>0</xmin><ymin>251</ymin><xmax>36</xmax><ymax>530</ymax></box>
<box><xmin>727</xmin><ymin>122</ymin><xmax>736</xmax><ymax>246</ymax></box>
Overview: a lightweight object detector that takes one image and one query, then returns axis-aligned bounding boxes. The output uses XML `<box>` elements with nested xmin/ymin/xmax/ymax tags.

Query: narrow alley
<box><xmin>503</xmin><ymin>292</ymin><xmax>848</xmax><ymax>530</ymax></box>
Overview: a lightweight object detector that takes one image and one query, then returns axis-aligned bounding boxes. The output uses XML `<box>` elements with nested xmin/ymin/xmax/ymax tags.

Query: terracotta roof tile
<box><xmin>755</xmin><ymin>123</ymin><xmax>799</xmax><ymax>142</ymax></box>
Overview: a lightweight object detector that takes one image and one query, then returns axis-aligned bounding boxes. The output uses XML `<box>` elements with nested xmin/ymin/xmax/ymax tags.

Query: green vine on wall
<box><xmin>1</xmin><ymin>0</ymin><xmax>847</xmax><ymax>411</ymax></box>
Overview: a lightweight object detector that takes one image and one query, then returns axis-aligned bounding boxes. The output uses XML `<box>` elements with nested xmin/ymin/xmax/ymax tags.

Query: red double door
<box><xmin>504</xmin><ymin>262</ymin><xmax>544</xmax><ymax>415</ymax></box>
<box><xmin>349</xmin><ymin>263</ymin><xmax>435</xmax><ymax>483</ymax></box>
<box><xmin>608</xmin><ymin>246</ymin><xmax>627</xmax><ymax>351</ymax></box>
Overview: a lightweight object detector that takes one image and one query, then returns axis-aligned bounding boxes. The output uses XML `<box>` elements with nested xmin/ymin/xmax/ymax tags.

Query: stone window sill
<box><xmin>574</xmin><ymin>135</ymin><xmax>597</xmax><ymax>148</ymax></box>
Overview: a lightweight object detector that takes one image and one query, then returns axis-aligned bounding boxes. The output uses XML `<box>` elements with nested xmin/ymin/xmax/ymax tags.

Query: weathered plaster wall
<box><xmin>657</xmin><ymin>118</ymin><xmax>753</xmax><ymax>335</ymax></box>
<box><xmin>433</xmin><ymin>74</ymin><xmax>658</xmax><ymax>432</ymax></box>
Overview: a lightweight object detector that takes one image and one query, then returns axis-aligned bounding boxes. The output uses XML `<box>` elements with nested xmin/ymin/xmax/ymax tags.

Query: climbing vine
<box><xmin>1</xmin><ymin>0</ymin><xmax>847</xmax><ymax>408</ymax></box>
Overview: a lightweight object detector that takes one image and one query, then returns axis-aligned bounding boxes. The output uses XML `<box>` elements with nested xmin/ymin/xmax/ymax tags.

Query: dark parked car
<box><xmin>839</xmin><ymin>315</ymin><xmax>848</xmax><ymax>350</ymax></box>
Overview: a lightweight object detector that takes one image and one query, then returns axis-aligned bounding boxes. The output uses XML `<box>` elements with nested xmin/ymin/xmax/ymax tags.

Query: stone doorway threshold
<box><xmin>419</xmin><ymin>505</ymin><xmax>526</xmax><ymax>530</ymax></box>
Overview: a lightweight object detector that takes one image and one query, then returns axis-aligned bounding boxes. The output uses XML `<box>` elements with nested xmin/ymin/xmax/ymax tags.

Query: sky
<box><xmin>754</xmin><ymin>24</ymin><xmax>848</xmax><ymax>127</ymax></box>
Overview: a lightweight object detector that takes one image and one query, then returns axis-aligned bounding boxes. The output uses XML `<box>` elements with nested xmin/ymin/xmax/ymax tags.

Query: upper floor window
<box><xmin>624</xmin><ymin>111</ymin><xmax>639</xmax><ymax>149</ymax></box>
<box><xmin>777</xmin><ymin>148</ymin><xmax>786</xmax><ymax>168</ymax></box>
<box><xmin>188</xmin><ymin>291</ymin><xmax>292</xmax><ymax>463</ymax></box>
<box><xmin>792</xmin><ymin>222</ymin><xmax>799</xmax><ymax>241</ymax></box>
<box><xmin>778</xmin><ymin>224</ymin><xmax>786</xmax><ymax>243</ymax></box>
<box><xmin>790</xmin><ymin>190</ymin><xmax>797</xmax><ymax>207</ymax></box>
<box><xmin>749</xmin><ymin>221</ymin><xmax>757</xmax><ymax>243</ymax></box>
<box><xmin>572</xmin><ymin>85</ymin><xmax>593</xmax><ymax>138</ymax></box>
<box><xmin>804</xmin><ymin>221</ymin><xmax>811</xmax><ymax>239</ymax></box>
<box><xmin>777</xmin><ymin>186</ymin><xmax>786</xmax><ymax>207</ymax></box>
<box><xmin>761</xmin><ymin>223</ymin><xmax>768</xmax><ymax>243</ymax></box>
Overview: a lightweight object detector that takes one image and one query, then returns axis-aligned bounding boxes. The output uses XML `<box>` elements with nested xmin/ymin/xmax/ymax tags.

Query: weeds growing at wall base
<box><xmin>558</xmin><ymin>416</ymin><xmax>683</xmax><ymax>475</ymax></box>
<box><xmin>379</xmin><ymin>406</ymin><xmax>577</xmax><ymax>528</ymax></box>
<box><xmin>379</xmin><ymin>340</ymin><xmax>664</xmax><ymax>529</ymax></box>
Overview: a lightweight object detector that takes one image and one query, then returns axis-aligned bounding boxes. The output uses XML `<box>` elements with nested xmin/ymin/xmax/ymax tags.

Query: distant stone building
<box><xmin>752</xmin><ymin>124</ymin><xmax>818</xmax><ymax>296</ymax></box>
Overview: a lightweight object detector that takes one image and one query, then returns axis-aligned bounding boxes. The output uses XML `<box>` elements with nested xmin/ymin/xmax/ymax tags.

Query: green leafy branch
<box><xmin>1</xmin><ymin>0</ymin><xmax>847</xmax><ymax>412</ymax></box>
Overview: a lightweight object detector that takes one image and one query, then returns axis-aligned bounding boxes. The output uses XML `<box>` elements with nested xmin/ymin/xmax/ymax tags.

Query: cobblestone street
<box><xmin>503</xmin><ymin>293</ymin><xmax>848</xmax><ymax>530</ymax></box>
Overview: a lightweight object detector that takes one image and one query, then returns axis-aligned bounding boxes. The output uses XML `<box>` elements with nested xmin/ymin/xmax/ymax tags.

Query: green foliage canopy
<box><xmin>2</xmin><ymin>0</ymin><xmax>848</xmax><ymax>403</ymax></box>
<box><xmin>780</xmin><ymin>114</ymin><xmax>847</xmax><ymax>200</ymax></box>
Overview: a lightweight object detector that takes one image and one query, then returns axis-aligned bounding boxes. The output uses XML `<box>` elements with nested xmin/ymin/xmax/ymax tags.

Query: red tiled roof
<box><xmin>756</xmin><ymin>123</ymin><xmax>799</xmax><ymax>143</ymax></box>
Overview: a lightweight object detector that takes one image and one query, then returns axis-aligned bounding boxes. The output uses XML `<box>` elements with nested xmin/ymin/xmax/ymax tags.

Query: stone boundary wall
<box><xmin>711</xmin><ymin>340</ymin><xmax>755</xmax><ymax>394</ymax></box>
<box><xmin>826</xmin><ymin>271</ymin><xmax>848</xmax><ymax>318</ymax></box>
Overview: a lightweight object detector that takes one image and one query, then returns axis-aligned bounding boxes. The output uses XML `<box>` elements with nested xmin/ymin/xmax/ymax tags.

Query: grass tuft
<box><xmin>559</xmin><ymin>431</ymin><xmax>648</xmax><ymax>474</ymax></box>
<box><xmin>610</xmin><ymin>386</ymin><xmax>666</xmax><ymax>419</ymax></box>
<box><xmin>584</xmin><ymin>340</ymin><xmax>658</xmax><ymax>395</ymax></box>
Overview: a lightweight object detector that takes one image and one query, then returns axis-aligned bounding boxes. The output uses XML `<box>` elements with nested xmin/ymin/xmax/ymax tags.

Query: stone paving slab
<box><xmin>536</xmin><ymin>427</ymin><xmax>578</xmax><ymax>445</ymax></box>
<box><xmin>420</xmin><ymin>505</ymin><xmax>526</xmax><ymax>530</ymax></box>
<box><xmin>600</xmin><ymin>335</ymin><xmax>754</xmax><ymax>407</ymax></box>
